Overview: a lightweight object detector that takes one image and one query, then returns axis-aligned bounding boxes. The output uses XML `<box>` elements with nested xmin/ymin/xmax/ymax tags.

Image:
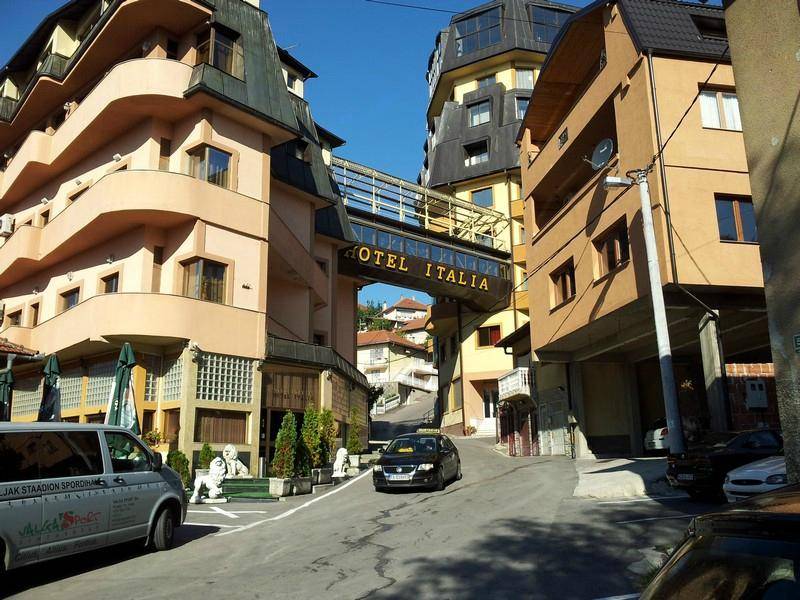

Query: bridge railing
<box><xmin>331</xmin><ymin>156</ymin><xmax>510</xmax><ymax>252</ymax></box>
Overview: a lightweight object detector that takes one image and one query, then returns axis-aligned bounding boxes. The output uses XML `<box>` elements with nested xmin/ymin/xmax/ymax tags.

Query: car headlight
<box><xmin>766</xmin><ymin>474</ymin><xmax>787</xmax><ymax>485</ymax></box>
<box><xmin>417</xmin><ymin>463</ymin><xmax>434</xmax><ymax>472</ymax></box>
<box><xmin>373</xmin><ymin>465</ymin><xmax>383</xmax><ymax>473</ymax></box>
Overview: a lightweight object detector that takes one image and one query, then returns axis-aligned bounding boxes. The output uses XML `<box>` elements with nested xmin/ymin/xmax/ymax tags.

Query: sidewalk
<box><xmin>573</xmin><ymin>456</ymin><xmax>681</xmax><ymax>499</ymax></box>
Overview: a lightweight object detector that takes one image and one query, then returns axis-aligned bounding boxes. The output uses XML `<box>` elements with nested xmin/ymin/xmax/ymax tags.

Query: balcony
<box><xmin>396</xmin><ymin>371</ymin><xmax>438</xmax><ymax>392</ymax></box>
<box><xmin>498</xmin><ymin>367</ymin><xmax>531</xmax><ymax>402</ymax></box>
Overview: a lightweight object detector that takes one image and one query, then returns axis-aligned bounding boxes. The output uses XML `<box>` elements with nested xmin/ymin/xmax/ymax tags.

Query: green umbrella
<box><xmin>37</xmin><ymin>354</ymin><xmax>61</xmax><ymax>422</ymax></box>
<box><xmin>105</xmin><ymin>343</ymin><xmax>140</xmax><ymax>434</ymax></box>
<box><xmin>0</xmin><ymin>369</ymin><xmax>13</xmax><ymax>422</ymax></box>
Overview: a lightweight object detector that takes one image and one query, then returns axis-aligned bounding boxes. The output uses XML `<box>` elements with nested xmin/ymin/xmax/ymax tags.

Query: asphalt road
<box><xmin>2</xmin><ymin>438</ymin><xmax>717</xmax><ymax>600</ymax></box>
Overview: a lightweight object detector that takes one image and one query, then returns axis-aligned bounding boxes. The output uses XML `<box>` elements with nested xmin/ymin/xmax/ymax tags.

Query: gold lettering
<box><xmin>470</xmin><ymin>274</ymin><xmax>477</xmax><ymax>288</ymax></box>
<box><xmin>436</xmin><ymin>265</ymin><xmax>446</xmax><ymax>279</ymax></box>
<box><xmin>479</xmin><ymin>278</ymin><xmax>489</xmax><ymax>291</ymax></box>
<box><xmin>425</xmin><ymin>263</ymin><xmax>433</xmax><ymax>278</ymax></box>
<box><xmin>446</xmin><ymin>270</ymin><xmax>457</xmax><ymax>283</ymax></box>
<box><xmin>373</xmin><ymin>250</ymin><xmax>385</xmax><ymax>266</ymax></box>
<box><xmin>458</xmin><ymin>272</ymin><xmax>467</xmax><ymax>286</ymax></box>
<box><xmin>358</xmin><ymin>246</ymin><xmax>371</xmax><ymax>262</ymax></box>
<box><xmin>386</xmin><ymin>254</ymin><xmax>398</xmax><ymax>269</ymax></box>
<box><xmin>399</xmin><ymin>257</ymin><xmax>409</xmax><ymax>272</ymax></box>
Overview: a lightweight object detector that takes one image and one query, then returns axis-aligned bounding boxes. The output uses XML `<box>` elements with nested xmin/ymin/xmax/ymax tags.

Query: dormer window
<box><xmin>464</xmin><ymin>140</ymin><xmax>489</xmax><ymax>166</ymax></box>
<box><xmin>197</xmin><ymin>26</ymin><xmax>245</xmax><ymax>80</ymax></box>
<box><xmin>455</xmin><ymin>7</ymin><xmax>501</xmax><ymax>57</ymax></box>
<box><xmin>529</xmin><ymin>6</ymin><xmax>570</xmax><ymax>45</ymax></box>
<box><xmin>287</xmin><ymin>73</ymin><xmax>298</xmax><ymax>91</ymax></box>
<box><xmin>692</xmin><ymin>15</ymin><xmax>727</xmax><ymax>40</ymax></box>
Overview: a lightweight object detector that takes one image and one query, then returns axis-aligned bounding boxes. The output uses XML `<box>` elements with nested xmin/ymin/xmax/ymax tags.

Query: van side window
<box><xmin>0</xmin><ymin>433</ymin><xmax>39</xmax><ymax>483</ymax></box>
<box><xmin>104</xmin><ymin>432</ymin><xmax>151</xmax><ymax>473</ymax></box>
<box><xmin>39</xmin><ymin>431</ymin><xmax>103</xmax><ymax>479</ymax></box>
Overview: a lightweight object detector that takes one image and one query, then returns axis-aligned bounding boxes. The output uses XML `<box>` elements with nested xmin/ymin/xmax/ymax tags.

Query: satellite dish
<box><xmin>589</xmin><ymin>138</ymin><xmax>614</xmax><ymax>171</ymax></box>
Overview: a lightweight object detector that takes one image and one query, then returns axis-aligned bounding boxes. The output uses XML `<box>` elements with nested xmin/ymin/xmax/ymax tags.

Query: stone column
<box><xmin>568</xmin><ymin>362</ymin><xmax>591</xmax><ymax>458</ymax></box>
<box><xmin>699</xmin><ymin>311</ymin><xmax>729</xmax><ymax>432</ymax></box>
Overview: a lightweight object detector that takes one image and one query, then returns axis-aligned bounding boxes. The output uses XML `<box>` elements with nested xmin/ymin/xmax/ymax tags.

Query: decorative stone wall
<box><xmin>726</xmin><ymin>363</ymin><xmax>781</xmax><ymax>430</ymax></box>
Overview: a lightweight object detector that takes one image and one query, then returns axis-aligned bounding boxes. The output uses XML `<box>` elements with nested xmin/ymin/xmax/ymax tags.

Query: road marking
<box><xmin>187</xmin><ymin>509</ymin><xmax>268</xmax><ymax>515</ymax></box>
<box><xmin>210</xmin><ymin>506</ymin><xmax>240</xmax><ymax>519</ymax></box>
<box><xmin>591</xmin><ymin>594</ymin><xmax>639</xmax><ymax>600</ymax></box>
<box><xmin>598</xmin><ymin>496</ymin><xmax>688</xmax><ymax>505</ymax></box>
<box><xmin>616</xmin><ymin>514</ymin><xmax>698</xmax><ymax>525</ymax></box>
<box><xmin>183</xmin><ymin>522</ymin><xmax>240</xmax><ymax>528</ymax></box>
<box><xmin>216</xmin><ymin>469</ymin><xmax>373</xmax><ymax>537</ymax></box>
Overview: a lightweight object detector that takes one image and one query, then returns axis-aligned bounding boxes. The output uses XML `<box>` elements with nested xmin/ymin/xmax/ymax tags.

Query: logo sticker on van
<box><xmin>18</xmin><ymin>511</ymin><xmax>102</xmax><ymax>538</ymax></box>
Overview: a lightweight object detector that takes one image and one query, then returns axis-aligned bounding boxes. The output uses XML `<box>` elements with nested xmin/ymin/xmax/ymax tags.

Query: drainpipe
<box><xmin>647</xmin><ymin>50</ymin><xmax>730</xmax><ymax>423</ymax></box>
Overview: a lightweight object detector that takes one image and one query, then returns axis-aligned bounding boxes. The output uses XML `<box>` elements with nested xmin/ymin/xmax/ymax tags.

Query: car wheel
<box><xmin>151</xmin><ymin>507</ymin><xmax>175</xmax><ymax>551</ymax></box>
<box><xmin>456</xmin><ymin>461</ymin><xmax>462</xmax><ymax>481</ymax></box>
<box><xmin>435</xmin><ymin>467</ymin><xmax>445</xmax><ymax>491</ymax></box>
<box><xmin>374</xmin><ymin>485</ymin><xmax>386</xmax><ymax>493</ymax></box>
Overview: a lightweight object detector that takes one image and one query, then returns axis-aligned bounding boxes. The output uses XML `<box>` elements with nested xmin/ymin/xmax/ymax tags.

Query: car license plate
<box><xmin>387</xmin><ymin>474</ymin><xmax>412</xmax><ymax>481</ymax></box>
<box><xmin>677</xmin><ymin>473</ymin><xmax>695</xmax><ymax>481</ymax></box>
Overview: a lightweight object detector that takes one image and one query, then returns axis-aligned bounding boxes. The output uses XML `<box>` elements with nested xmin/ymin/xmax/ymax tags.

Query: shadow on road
<box><xmin>1</xmin><ymin>525</ymin><xmax>218</xmax><ymax>598</ymax></box>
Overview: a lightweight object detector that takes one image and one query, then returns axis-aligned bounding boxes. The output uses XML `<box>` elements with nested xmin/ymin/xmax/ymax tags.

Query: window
<box><xmin>313</xmin><ymin>333</ymin><xmax>326</xmax><ymax>346</ymax></box>
<box><xmin>370</xmin><ymin>347</ymin><xmax>385</xmax><ymax>363</ymax></box>
<box><xmin>715</xmin><ymin>196</ymin><xmax>758</xmax><ymax>243</ymax></box>
<box><xmin>40</xmin><ymin>210</ymin><xmax>49</xmax><ymax>226</ymax></box>
<box><xmin>196</xmin><ymin>353</ymin><xmax>253</xmax><ymax>403</ymax></box>
<box><xmin>30</xmin><ymin>303</ymin><xmax>39</xmax><ymax>327</ymax></box>
<box><xmin>477</xmin><ymin>325</ymin><xmax>501</xmax><ymax>347</ymax></box>
<box><xmin>39</xmin><ymin>431</ymin><xmax>104</xmax><ymax>479</ymax></box>
<box><xmin>287</xmin><ymin>73</ymin><xmax>297</xmax><ymax>91</ymax></box>
<box><xmin>189</xmin><ymin>145</ymin><xmax>231</xmax><ymax>188</ymax></box>
<box><xmin>102</xmin><ymin>272</ymin><xmax>119</xmax><ymax>294</ymax></box>
<box><xmin>551</xmin><ymin>260</ymin><xmax>576</xmax><ymax>307</ymax></box>
<box><xmin>530</xmin><ymin>6</ymin><xmax>570</xmax><ymax>44</ymax></box>
<box><xmin>477</xmin><ymin>74</ymin><xmax>495</xmax><ymax>88</ymax></box>
<box><xmin>60</xmin><ymin>288</ymin><xmax>80</xmax><ymax>312</ymax></box>
<box><xmin>0</xmin><ymin>432</ymin><xmax>39</xmax><ymax>483</ymax></box>
<box><xmin>468</xmin><ymin>100</ymin><xmax>491</xmax><ymax>127</ymax></box>
<box><xmin>196</xmin><ymin>27</ymin><xmax>245</xmax><ymax>79</ymax></box>
<box><xmin>464</xmin><ymin>140</ymin><xmax>489</xmax><ymax>166</ymax></box>
<box><xmin>194</xmin><ymin>409</ymin><xmax>247</xmax><ymax>444</ymax></box>
<box><xmin>142</xmin><ymin>410</ymin><xmax>155</xmax><ymax>433</ymax></box>
<box><xmin>455</xmin><ymin>7</ymin><xmax>502</xmax><ymax>57</ymax></box>
<box><xmin>472</xmin><ymin>187</ymin><xmax>493</xmax><ymax>208</ymax></box>
<box><xmin>183</xmin><ymin>258</ymin><xmax>226</xmax><ymax>303</ymax></box>
<box><xmin>166</xmin><ymin>38</ymin><xmax>179</xmax><ymax>60</ymax></box>
<box><xmin>159</xmin><ymin>138</ymin><xmax>171</xmax><ymax>171</ymax></box>
<box><xmin>6</xmin><ymin>310</ymin><xmax>21</xmax><ymax>327</ymax></box>
<box><xmin>516</xmin><ymin>68</ymin><xmax>535</xmax><ymax>89</ymax></box>
<box><xmin>699</xmin><ymin>90</ymin><xmax>742</xmax><ymax>131</ymax></box>
<box><xmin>104</xmin><ymin>432</ymin><xmax>151</xmax><ymax>473</ymax></box>
<box><xmin>595</xmin><ymin>222</ymin><xmax>630</xmax><ymax>275</ymax></box>
<box><xmin>516</xmin><ymin>96</ymin><xmax>529</xmax><ymax>120</ymax></box>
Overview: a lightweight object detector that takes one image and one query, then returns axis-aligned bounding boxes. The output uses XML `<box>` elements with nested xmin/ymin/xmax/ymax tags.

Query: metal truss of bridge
<box><xmin>330</xmin><ymin>156</ymin><xmax>513</xmax><ymax>312</ymax></box>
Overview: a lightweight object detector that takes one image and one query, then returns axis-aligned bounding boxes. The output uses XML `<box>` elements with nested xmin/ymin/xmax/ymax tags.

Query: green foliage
<box><xmin>167</xmin><ymin>450</ymin><xmax>190</xmax><ymax>488</ymax></box>
<box><xmin>358</xmin><ymin>300</ymin><xmax>394</xmax><ymax>331</ymax></box>
<box><xmin>141</xmin><ymin>429</ymin><xmax>164</xmax><ymax>448</ymax></box>
<box><xmin>318</xmin><ymin>408</ymin><xmax>337</xmax><ymax>465</ymax></box>
<box><xmin>301</xmin><ymin>407</ymin><xmax>322</xmax><ymax>468</ymax></box>
<box><xmin>295</xmin><ymin>436</ymin><xmax>312</xmax><ymax>478</ymax></box>
<box><xmin>271</xmin><ymin>412</ymin><xmax>297</xmax><ymax>479</ymax></box>
<box><xmin>198</xmin><ymin>442</ymin><xmax>216</xmax><ymax>470</ymax></box>
<box><xmin>346</xmin><ymin>406</ymin><xmax>363</xmax><ymax>456</ymax></box>
<box><xmin>367</xmin><ymin>385</ymin><xmax>383</xmax><ymax>413</ymax></box>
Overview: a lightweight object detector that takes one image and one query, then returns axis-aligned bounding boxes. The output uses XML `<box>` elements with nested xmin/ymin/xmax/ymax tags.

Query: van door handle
<box><xmin>93</xmin><ymin>478</ymin><xmax>107</xmax><ymax>486</ymax></box>
<box><xmin>113</xmin><ymin>476</ymin><xmax>126</xmax><ymax>485</ymax></box>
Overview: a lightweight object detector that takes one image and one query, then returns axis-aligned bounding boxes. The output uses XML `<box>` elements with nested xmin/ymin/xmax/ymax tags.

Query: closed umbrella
<box><xmin>37</xmin><ymin>354</ymin><xmax>61</xmax><ymax>422</ymax></box>
<box><xmin>105</xmin><ymin>343</ymin><xmax>140</xmax><ymax>434</ymax></box>
<box><xmin>0</xmin><ymin>369</ymin><xmax>13</xmax><ymax>422</ymax></box>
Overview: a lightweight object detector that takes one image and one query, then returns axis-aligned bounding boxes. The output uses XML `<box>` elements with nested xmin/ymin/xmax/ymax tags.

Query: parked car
<box><xmin>724</xmin><ymin>455</ymin><xmax>787</xmax><ymax>503</ymax></box>
<box><xmin>640</xmin><ymin>483</ymin><xmax>800</xmax><ymax>599</ymax></box>
<box><xmin>667</xmin><ymin>429</ymin><xmax>783</xmax><ymax>500</ymax></box>
<box><xmin>644</xmin><ymin>418</ymin><xmax>669</xmax><ymax>452</ymax></box>
<box><xmin>373</xmin><ymin>433</ymin><xmax>461</xmax><ymax>492</ymax></box>
<box><xmin>0</xmin><ymin>423</ymin><xmax>187</xmax><ymax>574</ymax></box>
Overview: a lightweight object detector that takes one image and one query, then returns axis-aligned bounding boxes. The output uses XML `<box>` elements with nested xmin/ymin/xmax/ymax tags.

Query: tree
<box><xmin>167</xmin><ymin>450</ymin><xmax>190</xmax><ymax>488</ymax></box>
<box><xmin>198</xmin><ymin>442</ymin><xmax>216</xmax><ymax>470</ymax></box>
<box><xmin>271</xmin><ymin>412</ymin><xmax>297</xmax><ymax>479</ymax></box>
<box><xmin>318</xmin><ymin>408</ymin><xmax>337</xmax><ymax>465</ymax></box>
<box><xmin>301</xmin><ymin>406</ymin><xmax>322</xmax><ymax>468</ymax></box>
<box><xmin>347</xmin><ymin>406</ymin><xmax>363</xmax><ymax>456</ymax></box>
<box><xmin>358</xmin><ymin>300</ymin><xmax>394</xmax><ymax>331</ymax></box>
<box><xmin>367</xmin><ymin>385</ymin><xmax>384</xmax><ymax>414</ymax></box>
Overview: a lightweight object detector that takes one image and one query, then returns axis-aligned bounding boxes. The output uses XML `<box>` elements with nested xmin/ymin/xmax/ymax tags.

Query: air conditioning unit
<box><xmin>0</xmin><ymin>214</ymin><xmax>14</xmax><ymax>237</ymax></box>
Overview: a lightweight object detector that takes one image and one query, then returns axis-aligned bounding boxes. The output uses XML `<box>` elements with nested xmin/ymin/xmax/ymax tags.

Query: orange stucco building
<box><xmin>517</xmin><ymin>0</ymin><xmax>775</xmax><ymax>457</ymax></box>
<box><xmin>0</xmin><ymin>0</ymin><xmax>367</xmax><ymax>472</ymax></box>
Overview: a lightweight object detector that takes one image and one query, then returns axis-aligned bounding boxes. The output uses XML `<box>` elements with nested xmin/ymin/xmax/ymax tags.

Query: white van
<box><xmin>0</xmin><ymin>423</ymin><xmax>187</xmax><ymax>573</ymax></box>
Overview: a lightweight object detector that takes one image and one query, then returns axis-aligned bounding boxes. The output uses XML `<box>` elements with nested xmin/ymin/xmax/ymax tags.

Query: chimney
<box><xmin>382</xmin><ymin>301</ymin><xmax>387</xmax><ymax>311</ymax></box>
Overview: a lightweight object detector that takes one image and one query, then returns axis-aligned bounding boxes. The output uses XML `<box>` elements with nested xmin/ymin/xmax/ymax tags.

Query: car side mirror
<box><xmin>152</xmin><ymin>452</ymin><xmax>163</xmax><ymax>471</ymax></box>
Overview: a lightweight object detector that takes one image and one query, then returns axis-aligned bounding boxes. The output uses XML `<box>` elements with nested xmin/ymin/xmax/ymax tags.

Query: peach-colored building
<box><xmin>517</xmin><ymin>0</ymin><xmax>773</xmax><ymax>457</ymax></box>
<box><xmin>0</xmin><ymin>0</ymin><xmax>367</xmax><ymax>472</ymax></box>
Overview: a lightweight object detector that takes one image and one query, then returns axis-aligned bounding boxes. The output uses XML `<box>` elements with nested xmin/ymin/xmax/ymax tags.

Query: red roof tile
<box><xmin>0</xmin><ymin>337</ymin><xmax>37</xmax><ymax>356</ymax></box>
<box><xmin>400</xmin><ymin>317</ymin><xmax>427</xmax><ymax>331</ymax></box>
<box><xmin>381</xmin><ymin>297</ymin><xmax>429</xmax><ymax>314</ymax></box>
<box><xmin>357</xmin><ymin>330</ymin><xmax>425</xmax><ymax>352</ymax></box>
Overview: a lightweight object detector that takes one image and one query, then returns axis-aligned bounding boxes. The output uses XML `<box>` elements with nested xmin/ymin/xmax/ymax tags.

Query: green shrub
<box><xmin>301</xmin><ymin>407</ymin><xmax>322</xmax><ymax>468</ymax></box>
<box><xmin>167</xmin><ymin>450</ymin><xmax>190</xmax><ymax>488</ymax></box>
<box><xmin>318</xmin><ymin>408</ymin><xmax>336</xmax><ymax>465</ymax></box>
<box><xmin>198</xmin><ymin>442</ymin><xmax>216</xmax><ymax>470</ymax></box>
<box><xmin>295</xmin><ymin>436</ymin><xmax>312</xmax><ymax>478</ymax></box>
<box><xmin>271</xmin><ymin>412</ymin><xmax>297</xmax><ymax>479</ymax></box>
<box><xmin>346</xmin><ymin>406</ymin><xmax>362</xmax><ymax>456</ymax></box>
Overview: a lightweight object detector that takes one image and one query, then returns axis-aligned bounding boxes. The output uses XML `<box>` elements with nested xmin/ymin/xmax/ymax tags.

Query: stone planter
<box><xmin>269</xmin><ymin>477</ymin><xmax>292</xmax><ymax>497</ymax></box>
<box><xmin>291</xmin><ymin>476</ymin><xmax>312</xmax><ymax>495</ymax></box>
<box><xmin>349</xmin><ymin>454</ymin><xmax>361</xmax><ymax>468</ymax></box>
<box><xmin>312</xmin><ymin>467</ymin><xmax>333</xmax><ymax>485</ymax></box>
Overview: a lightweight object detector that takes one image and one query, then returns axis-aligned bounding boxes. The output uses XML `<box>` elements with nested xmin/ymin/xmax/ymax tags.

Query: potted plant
<box><xmin>142</xmin><ymin>429</ymin><xmax>170</xmax><ymax>461</ymax></box>
<box><xmin>196</xmin><ymin>442</ymin><xmax>216</xmax><ymax>478</ymax></box>
<box><xmin>269</xmin><ymin>412</ymin><xmax>296</xmax><ymax>497</ymax></box>
<box><xmin>346</xmin><ymin>407</ymin><xmax>363</xmax><ymax>467</ymax></box>
<box><xmin>292</xmin><ymin>434</ymin><xmax>313</xmax><ymax>495</ymax></box>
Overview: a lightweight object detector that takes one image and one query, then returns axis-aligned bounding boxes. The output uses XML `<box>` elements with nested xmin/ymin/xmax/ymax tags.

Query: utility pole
<box><xmin>633</xmin><ymin>168</ymin><xmax>686</xmax><ymax>455</ymax></box>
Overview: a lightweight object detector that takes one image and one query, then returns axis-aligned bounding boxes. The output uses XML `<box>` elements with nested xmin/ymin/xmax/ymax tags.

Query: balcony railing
<box><xmin>498</xmin><ymin>367</ymin><xmax>531</xmax><ymax>402</ymax></box>
<box><xmin>396</xmin><ymin>372</ymin><xmax>437</xmax><ymax>392</ymax></box>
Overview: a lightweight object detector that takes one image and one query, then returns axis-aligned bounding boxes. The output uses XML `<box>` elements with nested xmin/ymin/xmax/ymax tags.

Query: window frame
<box><xmin>188</xmin><ymin>144</ymin><xmax>233</xmax><ymax>189</ymax></box>
<box><xmin>59</xmin><ymin>287</ymin><xmax>81</xmax><ymax>313</ymax></box>
<box><xmin>182</xmin><ymin>257</ymin><xmax>228</xmax><ymax>304</ymax></box>
<box><xmin>471</xmin><ymin>187</ymin><xmax>493</xmax><ymax>208</ymax></box>
<box><xmin>594</xmin><ymin>221</ymin><xmax>630</xmax><ymax>279</ymax></box>
<box><xmin>476</xmin><ymin>325</ymin><xmax>501</xmax><ymax>348</ymax></box>
<box><xmin>454</xmin><ymin>7</ymin><xmax>503</xmax><ymax>57</ymax></box>
<box><xmin>715</xmin><ymin>194</ymin><xmax>758</xmax><ymax>243</ymax></box>
<box><xmin>468</xmin><ymin>99</ymin><xmax>492</xmax><ymax>127</ymax></box>
<box><xmin>529</xmin><ymin>6</ymin><xmax>570</xmax><ymax>45</ymax></box>
<box><xmin>550</xmin><ymin>259</ymin><xmax>576</xmax><ymax>309</ymax></box>
<box><xmin>699</xmin><ymin>88</ymin><xmax>742</xmax><ymax>132</ymax></box>
<box><xmin>515</xmin><ymin>96</ymin><xmax>530</xmax><ymax>120</ymax></box>
<box><xmin>101</xmin><ymin>272</ymin><xmax>120</xmax><ymax>294</ymax></box>
<box><xmin>464</xmin><ymin>140</ymin><xmax>489</xmax><ymax>166</ymax></box>
<box><xmin>196</xmin><ymin>25</ymin><xmax>245</xmax><ymax>80</ymax></box>
<box><xmin>104</xmin><ymin>431</ymin><xmax>152</xmax><ymax>474</ymax></box>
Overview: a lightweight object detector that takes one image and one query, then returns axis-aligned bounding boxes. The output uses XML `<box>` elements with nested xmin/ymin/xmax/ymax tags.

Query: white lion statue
<box><xmin>332</xmin><ymin>448</ymin><xmax>349</xmax><ymax>478</ymax></box>
<box><xmin>190</xmin><ymin>457</ymin><xmax>227</xmax><ymax>504</ymax></box>
<box><xmin>222</xmin><ymin>444</ymin><xmax>250</xmax><ymax>479</ymax></box>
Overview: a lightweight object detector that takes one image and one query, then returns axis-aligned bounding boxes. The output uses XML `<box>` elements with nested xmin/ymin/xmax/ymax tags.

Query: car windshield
<box><xmin>386</xmin><ymin>437</ymin><xmax>438</xmax><ymax>454</ymax></box>
<box><xmin>693</xmin><ymin>432</ymin><xmax>740</xmax><ymax>448</ymax></box>
<box><xmin>642</xmin><ymin>534</ymin><xmax>800</xmax><ymax>600</ymax></box>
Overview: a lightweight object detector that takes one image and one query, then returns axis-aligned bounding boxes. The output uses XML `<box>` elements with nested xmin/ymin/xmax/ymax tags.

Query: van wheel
<box><xmin>151</xmin><ymin>508</ymin><xmax>175</xmax><ymax>551</ymax></box>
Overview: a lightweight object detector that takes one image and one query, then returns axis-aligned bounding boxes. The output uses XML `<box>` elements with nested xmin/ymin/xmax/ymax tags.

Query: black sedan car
<box><xmin>667</xmin><ymin>429</ymin><xmax>783</xmax><ymax>500</ymax></box>
<box><xmin>373</xmin><ymin>433</ymin><xmax>461</xmax><ymax>492</ymax></box>
<box><xmin>641</xmin><ymin>483</ymin><xmax>800</xmax><ymax>599</ymax></box>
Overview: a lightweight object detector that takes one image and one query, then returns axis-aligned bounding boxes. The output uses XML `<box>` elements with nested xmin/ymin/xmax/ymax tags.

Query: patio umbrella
<box><xmin>105</xmin><ymin>343</ymin><xmax>140</xmax><ymax>434</ymax></box>
<box><xmin>0</xmin><ymin>369</ymin><xmax>13</xmax><ymax>421</ymax></box>
<box><xmin>37</xmin><ymin>354</ymin><xmax>61</xmax><ymax>422</ymax></box>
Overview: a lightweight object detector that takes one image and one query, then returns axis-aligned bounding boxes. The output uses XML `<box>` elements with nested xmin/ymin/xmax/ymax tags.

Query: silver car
<box><xmin>0</xmin><ymin>423</ymin><xmax>186</xmax><ymax>573</ymax></box>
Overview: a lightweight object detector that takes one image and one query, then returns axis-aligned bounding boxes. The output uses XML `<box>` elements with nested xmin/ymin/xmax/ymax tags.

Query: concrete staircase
<box><xmin>473</xmin><ymin>418</ymin><xmax>497</xmax><ymax>438</ymax></box>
